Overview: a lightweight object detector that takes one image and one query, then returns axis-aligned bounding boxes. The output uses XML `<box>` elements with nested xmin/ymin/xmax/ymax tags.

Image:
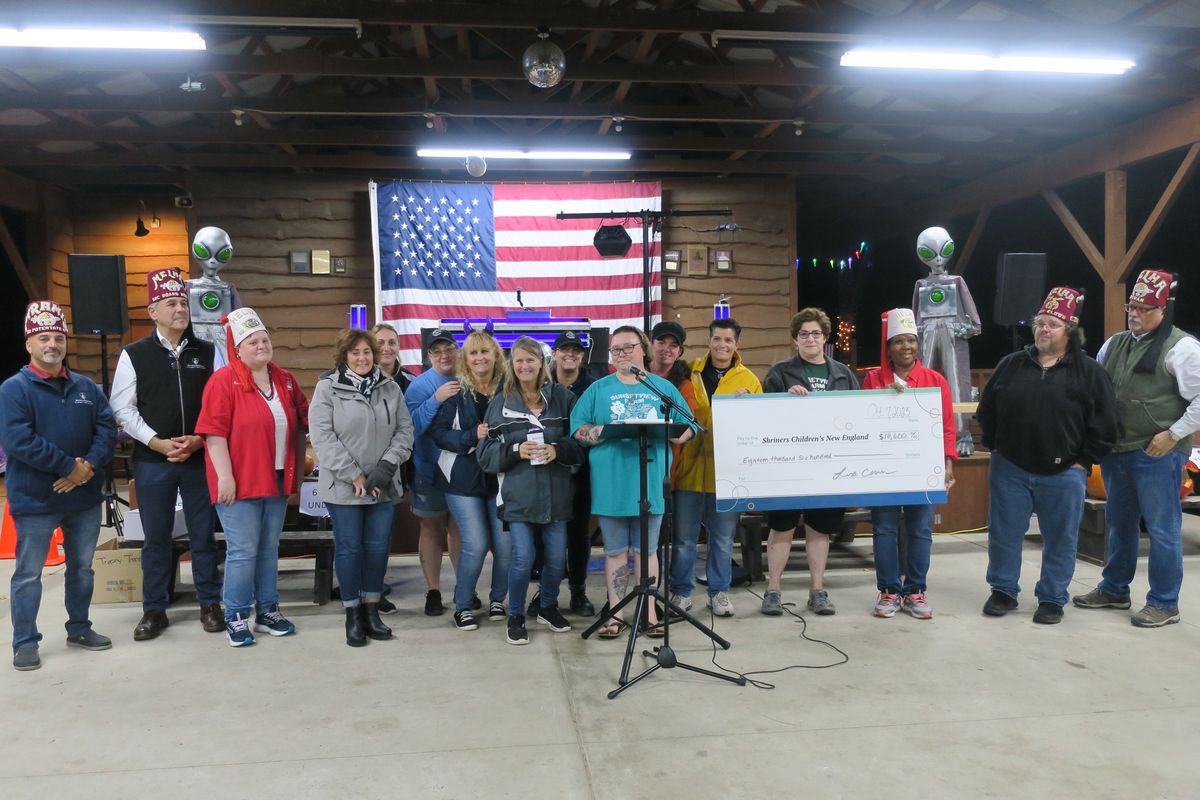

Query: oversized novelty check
<box><xmin>711</xmin><ymin>388</ymin><xmax>948</xmax><ymax>512</ymax></box>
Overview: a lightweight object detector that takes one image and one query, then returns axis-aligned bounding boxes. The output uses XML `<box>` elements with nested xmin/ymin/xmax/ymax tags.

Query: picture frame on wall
<box><xmin>665</xmin><ymin>276</ymin><xmax>678</xmax><ymax>292</ymax></box>
<box><xmin>687</xmin><ymin>245</ymin><xmax>709</xmax><ymax>276</ymax></box>
<box><xmin>663</xmin><ymin>248</ymin><xmax>681</xmax><ymax>273</ymax></box>
<box><xmin>715</xmin><ymin>249</ymin><xmax>733</xmax><ymax>272</ymax></box>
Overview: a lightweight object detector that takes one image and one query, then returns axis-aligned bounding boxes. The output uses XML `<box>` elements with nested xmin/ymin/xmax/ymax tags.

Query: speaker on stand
<box><xmin>994</xmin><ymin>253</ymin><xmax>1047</xmax><ymax>352</ymax></box>
<box><xmin>68</xmin><ymin>253</ymin><xmax>131</xmax><ymax>536</ymax></box>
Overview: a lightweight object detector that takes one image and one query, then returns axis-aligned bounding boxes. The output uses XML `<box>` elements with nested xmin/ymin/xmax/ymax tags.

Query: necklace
<box><xmin>255</xmin><ymin>376</ymin><xmax>276</xmax><ymax>401</ymax></box>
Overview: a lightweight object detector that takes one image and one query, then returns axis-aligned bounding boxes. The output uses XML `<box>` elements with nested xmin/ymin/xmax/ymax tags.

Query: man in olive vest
<box><xmin>110</xmin><ymin>268</ymin><xmax>225</xmax><ymax>639</ymax></box>
<box><xmin>1073</xmin><ymin>269</ymin><xmax>1200</xmax><ymax>627</ymax></box>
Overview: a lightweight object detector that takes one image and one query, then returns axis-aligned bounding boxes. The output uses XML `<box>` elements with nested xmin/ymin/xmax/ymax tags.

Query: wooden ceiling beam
<box><xmin>0</xmin><ymin>90</ymin><xmax>1122</xmax><ymax>131</ymax></box>
<box><xmin>0</xmin><ymin>122</ymin><xmax>1037</xmax><ymax>158</ymax></box>
<box><xmin>1117</xmin><ymin>141</ymin><xmax>1200</xmax><ymax>280</ymax></box>
<box><xmin>926</xmin><ymin>95</ymin><xmax>1200</xmax><ymax>217</ymax></box>
<box><xmin>2</xmin><ymin>149</ymin><xmax>963</xmax><ymax>178</ymax></box>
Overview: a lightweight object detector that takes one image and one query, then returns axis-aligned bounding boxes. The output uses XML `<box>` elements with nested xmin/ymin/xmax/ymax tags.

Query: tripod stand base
<box><xmin>607</xmin><ymin>643</ymin><xmax>747</xmax><ymax>699</ymax></box>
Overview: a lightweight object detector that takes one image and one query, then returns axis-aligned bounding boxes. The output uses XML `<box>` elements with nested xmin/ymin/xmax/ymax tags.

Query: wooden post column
<box><xmin>1103</xmin><ymin>170</ymin><xmax>1128</xmax><ymax>336</ymax></box>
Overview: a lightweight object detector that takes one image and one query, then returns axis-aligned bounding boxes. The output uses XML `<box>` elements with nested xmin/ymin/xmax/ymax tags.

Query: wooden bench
<box><xmin>1078</xmin><ymin>495</ymin><xmax>1200</xmax><ymax>566</ymax></box>
<box><xmin>121</xmin><ymin>527</ymin><xmax>336</xmax><ymax>606</ymax></box>
<box><xmin>737</xmin><ymin>509</ymin><xmax>869</xmax><ymax>583</ymax></box>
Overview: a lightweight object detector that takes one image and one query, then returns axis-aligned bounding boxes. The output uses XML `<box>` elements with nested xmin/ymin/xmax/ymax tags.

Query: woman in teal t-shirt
<box><xmin>570</xmin><ymin>326</ymin><xmax>694</xmax><ymax>638</ymax></box>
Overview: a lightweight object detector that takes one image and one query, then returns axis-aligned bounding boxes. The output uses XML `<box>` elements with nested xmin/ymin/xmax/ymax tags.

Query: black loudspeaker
<box><xmin>994</xmin><ymin>252</ymin><xmax>1047</xmax><ymax>326</ymax></box>
<box><xmin>593</xmin><ymin>225</ymin><xmax>633</xmax><ymax>257</ymax></box>
<box><xmin>68</xmin><ymin>254</ymin><xmax>129</xmax><ymax>335</ymax></box>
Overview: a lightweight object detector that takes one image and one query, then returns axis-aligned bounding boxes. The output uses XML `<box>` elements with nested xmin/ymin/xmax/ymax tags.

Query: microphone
<box><xmin>619</xmin><ymin>363</ymin><xmax>648</xmax><ymax>379</ymax></box>
<box><xmin>516</xmin><ymin>287</ymin><xmax>524</xmax><ymax>308</ymax></box>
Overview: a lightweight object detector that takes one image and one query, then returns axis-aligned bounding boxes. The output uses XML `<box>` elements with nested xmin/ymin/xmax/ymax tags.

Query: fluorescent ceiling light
<box><xmin>417</xmin><ymin>148</ymin><xmax>632</xmax><ymax>161</ymax></box>
<box><xmin>840</xmin><ymin>49</ymin><xmax>1134</xmax><ymax>75</ymax></box>
<box><xmin>0</xmin><ymin>27</ymin><xmax>206</xmax><ymax>50</ymax></box>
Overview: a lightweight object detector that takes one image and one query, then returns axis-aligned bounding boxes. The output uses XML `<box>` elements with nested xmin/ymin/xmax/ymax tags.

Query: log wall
<box><xmin>51</xmin><ymin>176</ymin><xmax>797</xmax><ymax>389</ymax></box>
<box><xmin>661</xmin><ymin>177</ymin><xmax>798</xmax><ymax>373</ymax></box>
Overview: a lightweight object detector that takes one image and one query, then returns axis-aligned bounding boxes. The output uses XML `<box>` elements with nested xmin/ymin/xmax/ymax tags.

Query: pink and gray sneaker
<box><xmin>902</xmin><ymin>592</ymin><xmax>933</xmax><ymax>620</ymax></box>
<box><xmin>874</xmin><ymin>592</ymin><xmax>901</xmax><ymax>618</ymax></box>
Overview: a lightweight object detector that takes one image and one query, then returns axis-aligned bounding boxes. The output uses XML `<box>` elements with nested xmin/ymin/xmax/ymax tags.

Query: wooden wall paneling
<box><xmin>661</xmin><ymin>177</ymin><xmax>796</xmax><ymax>376</ymax></box>
<box><xmin>58</xmin><ymin>195</ymin><xmax>187</xmax><ymax>380</ymax></box>
<box><xmin>190</xmin><ymin>175</ymin><xmax>375</xmax><ymax>391</ymax></box>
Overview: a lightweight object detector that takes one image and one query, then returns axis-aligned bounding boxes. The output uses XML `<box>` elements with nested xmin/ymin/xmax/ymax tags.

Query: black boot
<box><xmin>345</xmin><ymin>606</ymin><xmax>367</xmax><ymax>647</ymax></box>
<box><xmin>570</xmin><ymin>585</ymin><xmax>596</xmax><ymax>617</ymax></box>
<box><xmin>362</xmin><ymin>603</ymin><xmax>393</xmax><ymax>641</ymax></box>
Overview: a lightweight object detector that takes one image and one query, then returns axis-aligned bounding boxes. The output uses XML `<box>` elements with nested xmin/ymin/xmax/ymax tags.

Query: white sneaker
<box><xmin>709</xmin><ymin>591</ymin><xmax>735</xmax><ymax>617</ymax></box>
<box><xmin>670</xmin><ymin>593</ymin><xmax>692</xmax><ymax>612</ymax></box>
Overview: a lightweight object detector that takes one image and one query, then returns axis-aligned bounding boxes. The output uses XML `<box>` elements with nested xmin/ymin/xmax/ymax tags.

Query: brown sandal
<box><xmin>597</xmin><ymin>619</ymin><xmax>628</xmax><ymax>639</ymax></box>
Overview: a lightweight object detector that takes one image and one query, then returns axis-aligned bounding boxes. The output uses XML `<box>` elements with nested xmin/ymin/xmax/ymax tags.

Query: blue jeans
<box><xmin>1099</xmin><ymin>448</ymin><xmax>1188</xmax><ymax>608</ymax></box>
<box><xmin>599</xmin><ymin>515</ymin><xmax>663</xmax><ymax>556</ymax></box>
<box><xmin>509</xmin><ymin>520</ymin><xmax>566</xmax><ymax>616</ymax></box>
<box><xmin>986</xmin><ymin>451</ymin><xmax>1087</xmax><ymax>607</ymax></box>
<box><xmin>133</xmin><ymin>458</ymin><xmax>222</xmax><ymax>611</ymax></box>
<box><xmin>327</xmin><ymin>501</ymin><xmax>397</xmax><ymax>607</ymax></box>
<box><xmin>445</xmin><ymin>492</ymin><xmax>510</xmax><ymax>611</ymax></box>
<box><xmin>670</xmin><ymin>490</ymin><xmax>739</xmax><ymax>598</ymax></box>
<box><xmin>10</xmin><ymin>504</ymin><xmax>102</xmax><ymax>651</ymax></box>
<box><xmin>215</xmin><ymin>495</ymin><xmax>288</xmax><ymax>621</ymax></box>
<box><xmin>871</xmin><ymin>504</ymin><xmax>935</xmax><ymax>594</ymax></box>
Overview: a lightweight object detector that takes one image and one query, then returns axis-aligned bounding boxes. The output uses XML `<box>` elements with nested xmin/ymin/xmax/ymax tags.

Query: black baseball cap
<box><xmin>552</xmin><ymin>330</ymin><xmax>586</xmax><ymax>350</ymax></box>
<box><xmin>651</xmin><ymin>320</ymin><xmax>687</xmax><ymax>345</ymax></box>
<box><xmin>425</xmin><ymin>328</ymin><xmax>456</xmax><ymax>347</ymax></box>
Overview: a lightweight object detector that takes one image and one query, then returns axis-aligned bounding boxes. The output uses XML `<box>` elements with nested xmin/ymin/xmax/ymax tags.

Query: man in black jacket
<box><xmin>110</xmin><ymin>268</ymin><xmax>224</xmax><ymax>639</ymax></box>
<box><xmin>977</xmin><ymin>287</ymin><xmax>1119</xmax><ymax>625</ymax></box>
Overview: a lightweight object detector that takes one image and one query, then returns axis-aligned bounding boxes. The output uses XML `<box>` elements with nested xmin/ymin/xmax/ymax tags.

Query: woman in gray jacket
<box><xmin>310</xmin><ymin>329</ymin><xmax>414</xmax><ymax>647</ymax></box>
<box><xmin>478</xmin><ymin>337</ymin><xmax>584</xmax><ymax>646</ymax></box>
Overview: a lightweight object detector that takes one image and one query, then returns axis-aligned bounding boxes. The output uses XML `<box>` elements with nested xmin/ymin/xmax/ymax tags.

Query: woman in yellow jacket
<box><xmin>668</xmin><ymin>318</ymin><xmax>762</xmax><ymax>617</ymax></box>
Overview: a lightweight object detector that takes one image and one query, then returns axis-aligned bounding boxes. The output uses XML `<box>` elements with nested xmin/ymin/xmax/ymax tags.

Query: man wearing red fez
<box><xmin>1074</xmin><ymin>269</ymin><xmax>1200</xmax><ymax>627</ymax></box>
<box><xmin>0</xmin><ymin>301</ymin><xmax>117</xmax><ymax>670</ymax></box>
<box><xmin>110</xmin><ymin>268</ymin><xmax>225</xmax><ymax>640</ymax></box>
<box><xmin>978</xmin><ymin>287</ymin><xmax>1118</xmax><ymax>625</ymax></box>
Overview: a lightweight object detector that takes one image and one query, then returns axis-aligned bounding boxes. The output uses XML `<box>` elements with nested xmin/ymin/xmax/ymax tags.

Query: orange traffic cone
<box><xmin>1</xmin><ymin>502</ymin><xmax>66</xmax><ymax>566</ymax></box>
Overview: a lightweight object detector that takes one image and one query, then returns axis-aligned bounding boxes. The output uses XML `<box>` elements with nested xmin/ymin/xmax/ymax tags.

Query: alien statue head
<box><xmin>916</xmin><ymin>226</ymin><xmax>955</xmax><ymax>275</ymax></box>
<box><xmin>191</xmin><ymin>226</ymin><xmax>233</xmax><ymax>279</ymax></box>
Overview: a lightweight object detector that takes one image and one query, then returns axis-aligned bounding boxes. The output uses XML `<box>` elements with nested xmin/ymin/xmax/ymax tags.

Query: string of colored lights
<box><xmin>797</xmin><ymin>241</ymin><xmax>871</xmax><ymax>270</ymax></box>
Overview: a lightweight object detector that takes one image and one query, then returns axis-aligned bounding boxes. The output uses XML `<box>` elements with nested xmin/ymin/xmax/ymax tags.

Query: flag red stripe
<box><xmin>494</xmin><ymin>216</ymin><xmax>648</xmax><ymax>232</ymax></box>
<box><xmin>495</xmin><ymin>273</ymin><xmax>659</xmax><ymax>292</ymax></box>
<box><xmin>493</xmin><ymin>182</ymin><xmax>661</xmax><ymax>202</ymax></box>
<box><xmin>496</xmin><ymin>243</ymin><xmax>658</xmax><ymax>262</ymax></box>
<box><xmin>383</xmin><ymin>300</ymin><xmax>653</xmax><ymax>323</ymax></box>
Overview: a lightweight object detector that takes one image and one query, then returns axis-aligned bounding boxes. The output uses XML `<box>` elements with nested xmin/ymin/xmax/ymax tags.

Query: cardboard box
<box><xmin>91</xmin><ymin>539</ymin><xmax>142</xmax><ymax>604</ymax></box>
<box><xmin>121</xmin><ymin>495</ymin><xmax>188</xmax><ymax>542</ymax></box>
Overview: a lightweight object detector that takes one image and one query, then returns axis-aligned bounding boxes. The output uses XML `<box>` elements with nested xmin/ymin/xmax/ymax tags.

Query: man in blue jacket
<box><xmin>404</xmin><ymin>328</ymin><xmax>464</xmax><ymax>615</ymax></box>
<box><xmin>1</xmin><ymin>301</ymin><xmax>117</xmax><ymax>671</ymax></box>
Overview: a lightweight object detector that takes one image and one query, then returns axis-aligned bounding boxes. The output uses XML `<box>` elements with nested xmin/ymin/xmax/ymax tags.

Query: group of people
<box><xmin>2</xmin><ymin>267</ymin><xmax>1196</xmax><ymax>672</ymax></box>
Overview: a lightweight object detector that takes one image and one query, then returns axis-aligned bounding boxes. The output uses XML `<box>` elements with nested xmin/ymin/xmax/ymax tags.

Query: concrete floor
<box><xmin>2</xmin><ymin>518</ymin><xmax>1200</xmax><ymax>800</ymax></box>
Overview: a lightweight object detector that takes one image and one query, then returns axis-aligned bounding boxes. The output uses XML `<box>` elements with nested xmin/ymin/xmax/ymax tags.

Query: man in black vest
<box><xmin>110</xmin><ymin>268</ymin><xmax>224</xmax><ymax>639</ymax></box>
<box><xmin>1073</xmin><ymin>269</ymin><xmax>1200</xmax><ymax>628</ymax></box>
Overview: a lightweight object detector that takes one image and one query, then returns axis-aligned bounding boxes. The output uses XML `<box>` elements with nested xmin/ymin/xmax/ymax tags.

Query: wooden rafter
<box><xmin>1118</xmin><ymin>141</ymin><xmax>1200</xmax><ymax>279</ymax></box>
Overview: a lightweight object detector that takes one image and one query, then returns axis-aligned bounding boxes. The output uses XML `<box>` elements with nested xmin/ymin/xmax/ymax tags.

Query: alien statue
<box><xmin>911</xmin><ymin>226</ymin><xmax>981</xmax><ymax>457</ymax></box>
<box><xmin>187</xmin><ymin>226</ymin><xmax>241</xmax><ymax>352</ymax></box>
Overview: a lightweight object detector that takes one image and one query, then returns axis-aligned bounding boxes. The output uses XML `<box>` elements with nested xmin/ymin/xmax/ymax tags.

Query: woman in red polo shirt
<box><xmin>196</xmin><ymin>307</ymin><xmax>309</xmax><ymax>647</ymax></box>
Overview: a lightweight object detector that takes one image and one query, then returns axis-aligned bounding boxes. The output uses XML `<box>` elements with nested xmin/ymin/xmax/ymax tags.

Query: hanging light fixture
<box><xmin>523</xmin><ymin>28</ymin><xmax>566</xmax><ymax>88</ymax></box>
<box><xmin>134</xmin><ymin>200</ymin><xmax>150</xmax><ymax>237</ymax></box>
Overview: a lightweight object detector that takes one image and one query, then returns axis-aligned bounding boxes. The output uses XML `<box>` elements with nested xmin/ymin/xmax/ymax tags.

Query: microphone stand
<box><xmin>581</xmin><ymin>366</ymin><xmax>745</xmax><ymax>698</ymax></box>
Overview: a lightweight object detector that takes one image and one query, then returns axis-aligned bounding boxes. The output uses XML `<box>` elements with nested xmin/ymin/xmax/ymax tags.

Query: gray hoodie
<box><xmin>309</xmin><ymin>370</ymin><xmax>414</xmax><ymax>505</ymax></box>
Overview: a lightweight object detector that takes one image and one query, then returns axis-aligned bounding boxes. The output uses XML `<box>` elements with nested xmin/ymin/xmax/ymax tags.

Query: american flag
<box><xmin>371</xmin><ymin>179</ymin><xmax>662</xmax><ymax>368</ymax></box>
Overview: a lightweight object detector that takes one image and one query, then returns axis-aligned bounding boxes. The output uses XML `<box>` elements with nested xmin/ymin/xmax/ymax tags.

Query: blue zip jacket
<box><xmin>0</xmin><ymin>366</ymin><xmax>117</xmax><ymax>515</ymax></box>
<box><xmin>404</xmin><ymin>368</ymin><xmax>453</xmax><ymax>482</ymax></box>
